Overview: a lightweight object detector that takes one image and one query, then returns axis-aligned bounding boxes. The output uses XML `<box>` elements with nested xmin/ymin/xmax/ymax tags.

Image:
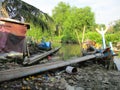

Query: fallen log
<box><xmin>0</xmin><ymin>53</ymin><xmax>103</xmax><ymax>82</ymax></box>
<box><xmin>23</xmin><ymin>47</ymin><xmax>61</xmax><ymax>65</ymax></box>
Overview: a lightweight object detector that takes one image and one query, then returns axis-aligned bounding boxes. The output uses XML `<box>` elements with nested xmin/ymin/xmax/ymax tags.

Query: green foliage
<box><xmin>106</xmin><ymin>32</ymin><xmax>120</xmax><ymax>44</ymax></box>
<box><xmin>85</xmin><ymin>32</ymin><xmax>102</xmax><ymax>43</ymax></box>
<box><xmin>63</xmin><ymin>6</ymin><xmax>95</xmax><ymax>33</ymax></box>
<box><xmin>52</xmin><ymin>2</ymin><xmax>70</xmax><ymax>24</ymax></box>
<box><xmin>61</xmin><ymin>35</ymin><xmax>77</xmax><ymax>44</ymax></box>
<box><xmin>52</xmin><ymin>2</ymin><xmax>70</xmax><ymax>36</ymax></box>
<box><xmin>113</xmin><ymin>19</ymin><xmax>120</xmax><ymax>32</ymax></box>
<box><xmin>27</xmin><ymin>24</ymin><xmax>42</xmax><ymax>42</ymax></box>
<box><xmin>27</xmin><ymin>22</ymin><xmax>55</xmax><ymax>43</ymax></box>
<box><xmin>83</xmin><ymin>31</ymin><xmax>120</xmax><ymax>45</ymax></box>
<box><xmin>52</xmin><ymin>2</ymin><xmax>95</xmax><ymax>43</ymax></box>
<box><xmin>96</xmin><ymin>24</ymin><xmax>106</xmax><ymax>30</ymax></box>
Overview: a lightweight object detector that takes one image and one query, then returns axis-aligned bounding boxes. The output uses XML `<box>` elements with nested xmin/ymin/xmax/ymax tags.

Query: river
<box><xmin>53</xmin><ymin>43</ymin><xmax>82</xmax><ymax>60</ymax></box>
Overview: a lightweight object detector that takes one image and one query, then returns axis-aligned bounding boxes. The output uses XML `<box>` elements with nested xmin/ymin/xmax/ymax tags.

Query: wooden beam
<box><xmin>23</xmin><ymin>47</ymin><xmax>61</xmax><ymax>65</ymax></box>
<box><xmin>0</xmin><ymin>53</ymin><xmax>103</xmax><ymax>82</ymax></box>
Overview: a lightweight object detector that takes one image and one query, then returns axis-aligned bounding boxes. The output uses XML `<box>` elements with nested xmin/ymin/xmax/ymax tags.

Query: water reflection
<box><xmin>53</xmin><ymin>43</ymin><xmax>82</xmax><ymax>60</ymax></box>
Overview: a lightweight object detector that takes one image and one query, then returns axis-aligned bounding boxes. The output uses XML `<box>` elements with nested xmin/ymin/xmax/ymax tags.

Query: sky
<box><xmin>22</xmin><ymin>0</ymin><xmax>120</xmax><ymax>25</ymax></box>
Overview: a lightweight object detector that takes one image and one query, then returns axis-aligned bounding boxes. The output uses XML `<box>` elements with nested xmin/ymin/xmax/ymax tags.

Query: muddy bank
<box><xmin>0</xmin><ymin>60</ymin><xmax>120</xmax><ymax>90</ymax></box>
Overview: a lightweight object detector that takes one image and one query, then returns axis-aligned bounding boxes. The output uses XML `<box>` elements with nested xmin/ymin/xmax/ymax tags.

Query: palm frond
<box><xmin>2</xmin><ymin>0</ymin><xmax>53</xmax><ymax>31</ymax></box>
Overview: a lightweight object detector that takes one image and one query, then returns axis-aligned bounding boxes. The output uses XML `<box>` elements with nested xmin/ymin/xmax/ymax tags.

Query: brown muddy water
<box><xmin>0</xmin><ymin>43</ymin><xmax>120</xmax><ymax>90</ymax></box>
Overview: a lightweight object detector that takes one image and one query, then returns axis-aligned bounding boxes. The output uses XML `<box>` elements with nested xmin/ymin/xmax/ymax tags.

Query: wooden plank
<box><xmin>23</xmin><ymin>47</ymin><xmax>61</xmax><ymax>65</ymax></box>
<box><xmin>0</xmin><ymin>53</ymin><xmax>102</xmax><ymax>82</ymax></box>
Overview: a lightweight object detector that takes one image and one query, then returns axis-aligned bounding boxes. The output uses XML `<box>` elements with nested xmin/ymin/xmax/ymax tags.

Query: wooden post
<box><xmin>82</xmin><ymin>25</ymin><xmax>86</xmax><ymax>43</ymax></box>
<box><xmin>75</xmin><ymin>29</ymin><xmax>82</xmax><ymax>55</ymax></box>
<box><xmin>75</xmin><ymin>29</ymin><xmax>81</xmax><ymax>45</ymax></box>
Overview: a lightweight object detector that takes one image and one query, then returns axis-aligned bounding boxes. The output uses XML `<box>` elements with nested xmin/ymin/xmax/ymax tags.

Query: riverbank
<box><xmin>0</xmin><ymin>59</ymin><xmax>120</xmax><ymax>90</ymax></box>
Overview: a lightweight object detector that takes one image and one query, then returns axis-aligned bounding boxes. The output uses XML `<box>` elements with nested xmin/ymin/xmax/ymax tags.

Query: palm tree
<box><xmin>2</xmin><ymin>0</ymin><xmax>53</xmax><ymax>31</ymax></box>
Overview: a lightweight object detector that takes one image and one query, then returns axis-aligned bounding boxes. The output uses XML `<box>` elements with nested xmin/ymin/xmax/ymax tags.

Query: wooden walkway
<box><xmin>0</xmin><ymin>53</ymin><xmax>102</xmax><ymax>82</ymax></box>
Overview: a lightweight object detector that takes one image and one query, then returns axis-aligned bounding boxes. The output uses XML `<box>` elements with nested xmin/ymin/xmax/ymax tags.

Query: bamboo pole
<box><xmin>82</xmin><ymin>25</ymin><xmax>86</xmax><ymax>43</ymax></box>
<box><xmin>75</xmin><ymin>29</ymin><xmax>83</xmax><ymax>55</ymax></box>
<box><xmin>75</xmin><ymin>29</ymin><xmax>81</xmax><ymax>45</ymax></box>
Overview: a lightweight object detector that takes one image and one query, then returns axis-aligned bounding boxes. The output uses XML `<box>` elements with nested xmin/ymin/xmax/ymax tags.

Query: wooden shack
<box><xmin>0</xmin><ymin>18</ymin><xmax>30</xmax><ymax>53</ymax></box>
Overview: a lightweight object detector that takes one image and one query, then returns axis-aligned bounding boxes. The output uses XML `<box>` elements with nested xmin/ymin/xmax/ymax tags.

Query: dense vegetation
<box><xmin>51</xmin><ymin>2</ymin><xmax>120</xmax><ymax>45</ymax></box>
<box><xmin>52</xmin><ymin>2</ymin><xmax>95</xmax><ymax>43</ymax></box>
<box><xmin>1</xmin><ymin>0</ymin><xmax>120</xmax><ymax>45</ymax></box>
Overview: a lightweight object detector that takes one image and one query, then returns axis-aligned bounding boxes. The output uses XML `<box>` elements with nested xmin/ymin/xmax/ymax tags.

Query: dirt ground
<box><xmin>0</xmin><ymin>59</ymin><xmax>120</xmax><ymax>90</ymax></box>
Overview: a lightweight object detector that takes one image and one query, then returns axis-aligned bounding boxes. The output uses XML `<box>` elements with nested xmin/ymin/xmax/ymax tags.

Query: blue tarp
<box><xmin>38</xmin><ymin>42</ymin><xmax>51</xmax><ymax>50</ymax></box>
